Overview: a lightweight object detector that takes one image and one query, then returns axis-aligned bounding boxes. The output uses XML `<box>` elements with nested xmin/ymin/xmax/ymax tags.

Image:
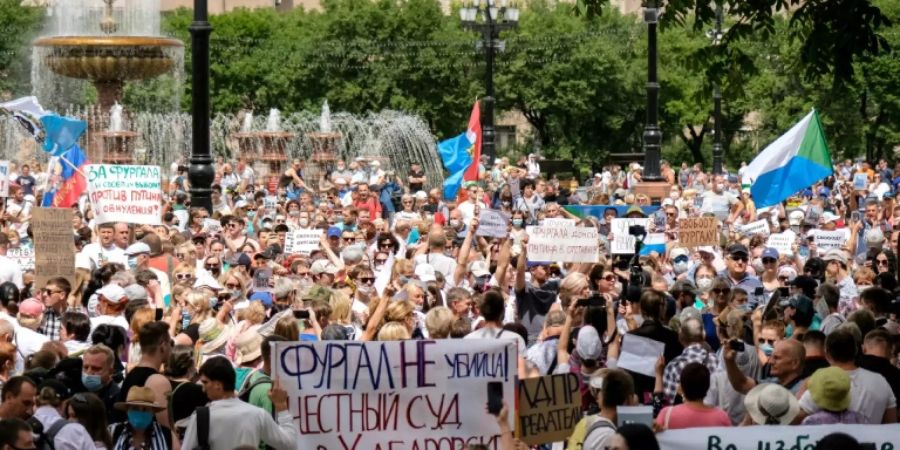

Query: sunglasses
<box><xmin>877</xmin><ymin>259</ymin><xmax>889</xmax><ymax>266</ymax></box>
<box><xmin>729</xmin><ymin>256</ymin><xmax>748</xmax><ymax>262</ymax></box>
<box><xmin>205</xmin><ymin>264</ymin><xmax>220</xmax><ymax>270</ymax></box>
<box><xmin>379</xmin><ymin>242</ymin><xmax>393</xmax><ymax>248</ymax></box>
<box><xmin>342</xmin><ymin>237</ymin><xmax>355</xmax><ymax>242</ymax></box>
<box><xmin>42</xmin><ymin>288</ymin><xmax>62</xmax><ymax>295</ymax></box>
<box><xmin>602</xmin><ymin>274</ymin><xmax>616</xmax><ymax>282</ymax></box>
<box><xmin>762</xmin><ymin>257</ymin><xmax>777</xmax><ymax>264</ymax></box>
<box><xmin>712</xmin><ymin>288</ymin><xmax>730</xmax><ymax>295</ymax></box>
<box><xmin>175</xmin><ymin>273</ymin><xmax>193</xmax><ymax>280</ymax></box>
<box><xmin>359</xmin><ymin>277</ymin><xmax>375</xmax><ymax>284</ymax></box>
<box><xmin>375</xmin><ymin>259</ymin><xmax>388</xmax><ymax>264</ymax></box>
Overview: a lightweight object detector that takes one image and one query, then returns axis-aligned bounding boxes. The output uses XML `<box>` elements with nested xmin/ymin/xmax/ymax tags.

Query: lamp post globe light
<box><xmin>459</xmin><ymin>0</ymin><xmax>519</xmax><ymax>163</ymax></box>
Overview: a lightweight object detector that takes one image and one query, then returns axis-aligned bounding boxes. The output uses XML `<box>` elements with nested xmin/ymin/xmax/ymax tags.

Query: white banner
<box><xmin>477</xmin><ymin>209</ymin><xmax>509</xmax><ymax>238</ymax></box>
<box><xmin>766</xmin><ymin>233</ymin><xmax>793</xmax><ymax>256</ymax></box>
<box><xmin>284</xmin><ymin>229</ymin><xmax>322</xmax><ymax>255</ymax></box>
<box><xmin>527</xmin><ymin>225</ymin><xmax>600</xmax><ymax>263</ymax></box>
<box><xmin>741</xmin><ymin>219</ymin><xmax>770</xmax><ymax>237</ymax></box>
<box><xmin>657</xmin><ymin>424</ymin><xmax>900</xmax><ymax>450</ymax></box>
<box><xmin>611</xmin><ymin>218</ymin><xmax>651</xmax><ymax>254</ymax></box>
<box><xmin>86</xmin><ymin>164</ymin><xmax>162</xmax><ymax>225</ymax></box>
<box><xmin>272</xmin><ymin>340</ymin><xmax>516</xmax><ymax>450</ymax></box>
<box><xmin>7</xmin><ymin>247</ymin><xmax>34</xmax><ymax>271</ymax></box>
<box><xmin>814</xmin><ymin>230</ymin><xmax>847</xmax><ymax>251</ymax></box>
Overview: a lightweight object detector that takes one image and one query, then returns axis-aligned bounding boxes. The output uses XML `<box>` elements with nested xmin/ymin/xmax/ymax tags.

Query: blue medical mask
<box><xmin>81</xmin><ymin>373</ymin><xmax>103</xmax><ymax>392</ymax></box>
<box><xmin>512</xmin><ymin>219</ymin><xmax>523</xmax><ymax>228</ymax></box>
<box><xmin>127</xmin><ymin>410</ymin><xmax>154</xmax><ymax>430</ymax></box>
<box><xmin>760</xmin><ymin>342</ymin><xmax>775</xmax><ymax>357</ymax></box>
<box><xmin>127</xmin><ymin>257</ymin><xmax>138</xmax><ymax>270</ymax></box>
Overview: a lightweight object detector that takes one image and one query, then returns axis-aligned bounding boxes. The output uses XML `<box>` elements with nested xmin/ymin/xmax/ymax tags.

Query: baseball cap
<box><xmin>788</xmin><ymin>210</ymin><xmax>805</xmax><ymax>226</ymax></box>
<box><xmin>761</xmin><ymin>247</ymin><xmax>779</xmax><ymax>260</ymax></box>
<box><xmin>575</xmin><ymin>325</ymin><xmax>603</xmax><ymax>360</ymax></box>
<box><xmin>469</xmin><ymin>260</ymin><xmax>491</xmax><ymax>278</ymax></box>
<box><xmin>19</xmin><ymin>298</ymin><xmax>44</xmax><ymax>316</ymax></box>
<box><xmin>97</xmin><ymin>284</ymin><xmax>127</xmax><ymax>304</ymax></box>
<box><xmin>779</xmin><ymin>295</ymin><xmax>814</xmax><ymax>318</ymax></box>
<box><xmin>415</xmin><ymin>264</ymin><xmax>437</xmax><ymax>282</ymax></box>
<box><xmin>327</xmin><ymin>226</ymin><xmax>342</xmax><ymax>239</ymax></box>
<box><xmin>670</xmin><ymin>247</ymin><xmax>689</xmax><ymax>260</ymax></box>
<box><xmin>249</xmin><ymin>292</ymin><xmax>273</xmax><ymax>308</ymax></box>
<box><xmin>865</xmin><ymin>227</ymin><xmax>885</xmax><ymax>248</ymax></box>
<box><xmin>671</xmin><ymin>279</ymin><xmax>697</xmax><ymax>296</ymax></box>
<box><xmin>822</xmin><ymin>211</ymin><xmax>840</xmax><ymax>223</ymax></box>
<box><xmin>229</xmin><ymin>252</ymin><xmax>252</xmax><ymax>269</ymax></box>
<box><xmin>788</xmin><ymin>275</ymin><xmax>818</xmax><ymax>294</ymax></box>
<box><xmin>822</xmin><ymin>248</ymin><xmax>848</xmax><ymax>266</ymax></box>
<box><xmin>124</xmin><ymin>284</ymin><xmax>148</xmax><ymax>301</ymax></box>
<box><xmin>726</xmin><ymin>244</ymin><xmax>749</xmax><ymax>258</ymax></box>
<box><xmin>310</xmin><ymin>259</ymin><xmax>339</xmax><ymax>276</ymax></box>
<box><xmin>125</xmin><ymin>242</ymin><xmax>151</xmax><ymax>256</ymax></box>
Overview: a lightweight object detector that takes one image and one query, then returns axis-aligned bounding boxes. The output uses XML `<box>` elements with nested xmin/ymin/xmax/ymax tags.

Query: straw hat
<box><xmin>198</xmin><ymin>318</ymin><xmax>234</xmax><ymax>355</ymax></box>
<box><xmin>233</xmin><ymin>325</ymin><xmax>264</xmax><ymax>365</ymax></box>
<box><xmin>114</xmin><ymin>386</ymin><xmax>165</xmax><ymax>411</ymax></box>
<box><xmin>744</xmin><ymin>383</ymin><xmax>800</xmax><ymax>425</ymax></box>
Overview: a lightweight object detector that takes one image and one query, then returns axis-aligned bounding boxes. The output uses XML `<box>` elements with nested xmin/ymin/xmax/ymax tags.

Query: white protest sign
<box><xmin>7</xmin><ymin>247</ymin><xmax>34</xmax><ymax>271</ymax></box>
<box><xmin>202</xmin><ymin>218</ymin><xmax>222</xmax><ymax>234</ymax></box>
<box><xmin>526</xmin><ymin>225</ymin><xmax>600</xmax><ymax>263</ymax></box>
<box><xmin>86</xmin><ymin>164</ymin><xmax>162</xmax><ymax>225</ymax></box>
<box><xmin>814</xmin><ymin>230</ymin><xmax>847</xmax><ymax>251</ymax></box>
<box><xmin>617</xmin><ymin>334</ymin><xmax>665</xmax><ymax>378</ymax></box>
<box><xmin>611</xmin><ymin>218</ymin><xmax>651</xmax><ymax>254</ymax></box>
<box><xmin>0</xmin><ymin>161</ymin><xmax>8</xmax><ymax>197</ymax></box>
<box><xmin>853</xmin><ymin>173</ymin><xmax>868</xmax><ymax>190</ymax></box>
<box><xmin>657</xmin><ymin>424</ymin><xmax>900</xmax><ymax>450</ymax></box>
<box><xmin>284</xmin><ymin>229</ymin><xmax>321</xmax><ymax>255</ymax></box>
<box><xmin>540</xmin><ymin>218</ymin><xmax>576</xmax><ymax>227</ymax></box>
<box><xmin>273</xmin><ymin>339</ymin><xmax>517</xmax><ymax>449</ymax></box>
<box><xmin>740</xmin><ymin>219</ymin><xmax>770</xmax><ymax>237</ymax></box>
<box><xmin>477</xmin><ymin>209</ymin><xmax>509</xmax><ymax>238</ymax></box>
<box><xmin>264</xmin><ymin>196</ymin><xmax>277</xmax><ymax>218</ymax></box>
<box><xmin>766</xmin><ymin>233</ymin><xmax>793</xmax><ymax>256</ymax></box>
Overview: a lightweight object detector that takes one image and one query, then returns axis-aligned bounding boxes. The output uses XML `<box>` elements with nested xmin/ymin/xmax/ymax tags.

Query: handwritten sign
<box><xmin>766</xmin><ymin>233</ymin><xmax>793</xmax><ymax>256</ymax></box>
<box><xmin>740</xmin><ymin>219</ymin><xmax>770</xmax><ymax>237</ymax></box>
<box><xmin>527</xmin><ymin>225</ymin><xmax>600</xmax><ymax>263</ymax></box>
<box><xmin>477</xmin><ymin>209</ymin><xmax>510</xmax><ymax>238</ymax></box>
<box><xmin>272</xmin><ymin>340</ymin><xmax>516</xmax><ymax>449</ymax></box>
<box><xmin>516</xmin><ymin>373</ymin><xmax>582</xmax><ymax>445</ymax></box>
<box><xmin>7</xmin><ymin>247</ymin><xmax>34</xmax><ymax>271</ymax></box>
<box><xmin>611</xmin><ymin>218</ymin><xmax>651</xmax><ymax>254</ymax></box>
<box><xmin>814</xmin><ymin>230</ymin><xmax>847</xmax><ymax>251</ymax></box>
<box><xmin>657</xmin><ymin>424</ymin><xmax>900</xmax><ymax>450</ymax></box>
<box><xmin>86</xmin><ymin>164</ymin><xmax>162</xmax><ymax>225</ymax></box>
<box><xmin>32</xmin><ymin>208</ymin><xmax>74</xmax><ymax>288</ymax></box>
<box><xmin>804</xmin><ymin>206</ymin><xmax>823</xmax><ymax>225</ymax></box>
<box><xmin>678</xmin><ymin>217</ymin><xmax>718</xmax><ymax>247</ymax></box>
<box><xmin>284</xmin><ymin>229</ymin><xmax>321</xmax><ymax>255</ymax></box>
<box><xmin>853</xmin><ymin>173</ymin><xmax>868</xmax><ymax>191</ymax></box>
<box><xmin>0</xmin><ymin>161</ymin><xmax>8</xmax><ymax>197</ymax></box>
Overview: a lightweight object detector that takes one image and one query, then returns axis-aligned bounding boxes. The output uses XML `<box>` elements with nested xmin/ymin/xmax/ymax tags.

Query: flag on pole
<box><xmin>438</xmin><ymin>100</ymin><xmax>481</xmax><ymax>200</ymax></box>
<box><xmin>0</xmin><ymin>96</ymin><xmax>49</xmax><ymax>145</ymax></box>
<box><xmin>42</xmin><ymin>144</ymin><xmax>89</xmax><ymax>208</ymax></box>
<box><xmin>744</xmin><ymin>109</ymin><xmax>832</xmax><ymax>208</ymax></box>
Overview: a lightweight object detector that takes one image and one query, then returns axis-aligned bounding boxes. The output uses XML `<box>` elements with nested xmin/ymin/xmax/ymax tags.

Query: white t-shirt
<box><xmin>464</xmin><ymin>326</ymin><xmax>526</xmax><ymax>356</ymax></box>
<box><xmin>90</xmin><ymin>314</ymin><xmax>129</xmax><ymax>334</ymax></box>
<box><xmin>0</xmin><ymin>256</ymin><xmax>24</xmax><ymax>289</ymax></box>
<box><xmin>799</xmin><ymin>367</ymin><xmax>896</xmax><ymax>424</ymax></box>
<box><xmin>582</xmin><ymin>416</ymin><xmax>617</xmax><ymax>450</ymax></box>
<box><xmin>14</xmin><ymin>325</ymin><xmax>49</xmax><ymax>374</ymax></box>
<box><xmin>414</xmin><ymin>253</ymin><xmax>457</xmax><ymax>281</ymax></box>
<box><xmin>80</xmin><ymin>242</ymin><xmax>127</xmax><ymax>270</ymax></box>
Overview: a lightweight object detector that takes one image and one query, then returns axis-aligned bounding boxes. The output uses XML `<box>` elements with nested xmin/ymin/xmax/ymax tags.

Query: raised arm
<box><xmin>515</xmin><ymin>234</ymin><xmax>528</xmax><ymax>293</ymax></box>
<box><xmin>454</xmin><ymin>218</ymin><xmax>479</xmax><ymax>286</ymax></box>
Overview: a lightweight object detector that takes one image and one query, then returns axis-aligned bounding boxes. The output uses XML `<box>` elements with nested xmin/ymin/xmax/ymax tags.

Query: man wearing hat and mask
<box><xmin>90</xmin><ymin>284</ymin><xmax>129</xmax><ymax>333</ymax></box>
<box><xmin>126</xmin><ymin>242</ymin><xmax>170</xmax><ymax>308</ymax></box>
<box><xmin>719</xmin><ymin>244</ymin><xmax>763</xmax><ymax>307</ymax></box>
<box><xmin>822</xmin><ymin>248</ymin><xmax>858</xmax><ymax>315</ymax></box>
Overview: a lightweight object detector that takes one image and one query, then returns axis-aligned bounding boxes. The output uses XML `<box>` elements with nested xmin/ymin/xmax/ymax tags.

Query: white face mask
<box><xmin>696</xmin><ymin>277</ymin><xmax>714</xmax><ymax>291</ymax></box>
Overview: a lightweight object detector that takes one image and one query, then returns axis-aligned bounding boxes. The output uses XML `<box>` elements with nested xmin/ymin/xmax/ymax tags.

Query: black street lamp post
<box><xmin>641</xmin><ymin>3</ymin><xmax>662</xmax><ymax>182</ymax></box>
<box><xmin>188</xmin><ymin>0</ymin><xmax>214</xmax><ymax>214</ymax></box>
<box><xmin>710</xmin><ymin>2</ymin><xmax>725</xmax><ymax>175</ymax></box>
<box><xmin>460</xmin><ymin>0</ymin><xmax>519</xmax><ymax>163</ymax></box>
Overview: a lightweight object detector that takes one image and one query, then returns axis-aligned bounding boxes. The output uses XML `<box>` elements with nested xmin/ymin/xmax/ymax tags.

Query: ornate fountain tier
<box><xmin>306</xmin><ymin>131</ymin><xmax>341</xmax><ymax>163</ymax></box>
<box><xmin>233</xmin><ymin>131</ymin><xmax>295</xmax><ymax>163</ymax></box>
<box><xmin>33</xmin><ymin>36</ymin><xmax>184</xmax><ymax>109</ymax></box>
<box><xmin>95</xmin><ymin>130</ymin><xmax>138</xmax><ymax>164</ymax></box>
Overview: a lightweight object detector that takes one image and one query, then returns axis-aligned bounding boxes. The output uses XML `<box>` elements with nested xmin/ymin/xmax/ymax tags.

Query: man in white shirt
<box><xmin>89</xmin><ymin>284</ymin><xmax>130</xmax><ymax>333</ymax></box>
<box><xmin>413</xmin><ymin>232</ymin><xmax>457</xmax><ymax>281</ymax></box>
<box><xmin>182</xmin><ymin>357</ymin><xmax>298</xmax><ymax>450</ymax></box>
<box><xmin>0</xmin><ymin>234</ymin><xmax>23</xmax><ymax>290</ymax></box>
<box><xmin>79</xmin><ymin>222</ymin><xmax>127</xmax><ymax>270</ymax></box>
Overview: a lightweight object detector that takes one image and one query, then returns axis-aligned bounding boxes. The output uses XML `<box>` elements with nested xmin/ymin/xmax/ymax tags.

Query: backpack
<box><xmin>238</xmin><ymin>370</ymin><xmax>272</xmax><ymax>404</ymax></box>
<box><xmin>36</xmin><ymin>419</ymin><xmax>71</xmax><ymax>450</ymax></box>
<box><xmin>193</xmin><ymin>406</ymin><xmax>211</xmax><ymax>450</ymax></box>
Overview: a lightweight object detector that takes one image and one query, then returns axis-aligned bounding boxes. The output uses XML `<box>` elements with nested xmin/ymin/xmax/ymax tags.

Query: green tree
<box><xmin>0</xmin><ymin>0</ymin><xmax>44</xmax><ymax>97</ymax></box>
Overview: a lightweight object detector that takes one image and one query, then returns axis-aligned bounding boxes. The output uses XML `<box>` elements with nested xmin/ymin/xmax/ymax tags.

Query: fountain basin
<box><xmin>34</xmin><ymin>36</ymin><xmax>183</xmax><ymax>81</ymax></box>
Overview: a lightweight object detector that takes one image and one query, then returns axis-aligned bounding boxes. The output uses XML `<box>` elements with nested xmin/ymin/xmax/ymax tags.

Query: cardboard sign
<box><xmin>86</xmin><ymin>164</ymin><xmax>162</xmax><ymax>225</ymax></box>
<box><xmin>611</xmin><ymin>218</ymin><xmax>651</xmax><ymax>254</ymax></box>
<box><xmin>740</xmin><ymin>219</ymin><xmax>770</xmax><ymax>237</ymax></box>
<box><xmin>0</xmin><ymin>161</ymin><xmax>9</xmax><ymax>197</ymax></box>
<box><xmin>7</xmin><ymin>247</ymin><xmax>34</xmax><ymax>271</ymax></box>
<box><xmin>678</xmin><ymin>217</ymin><xmax>718</xmax><ymax>247</ymax></box>
<box><xmin>253</xmin><ymin>267</ymin><xmax>273</xmax><ymax>293</ymax></box>
<box><xmin>657</xmin><ymin>424</ymin><xmax>900</xmax><ymax>450</ymax></box>
<box><xmin>32</xmin><ymin>208</ymin><xmax>74</xmax><ymax>287</ymax></box>
<box><xmin>814</xmin><ymin>230</ymin><xmax>847</xmax><ymax>251</ymax></box>
<box><xmin>477</xmin><ymin>209</ymin><xmax>510</xmax><ymax>238</ymax></box>
<box><xmin>284</xmin><ymin>229</ymin><xmax>321</xmax><ymax>255</ymax></box>
<box><xmin>766</xmin><ymin>233</ymin><xmax>793</xmax><ymax>256</ymax></box>
<box><xmin>516</xmin><ymin>373</ymin><xmax>582</xmax><ymax>445</ymax></box>
<box><xmin>853</xmin><ymin>173</ymin><xmax>868</xmax><ymax>190</ymax></box>
<box><xmin>272</xmin><ymin>340</ymin><xmax>516</xmax><ymax>449</ymax></box>
<box><xmin>527</xmin><ymin>225</ymin><xmax>600</xmax><ymax>263</ymax></box>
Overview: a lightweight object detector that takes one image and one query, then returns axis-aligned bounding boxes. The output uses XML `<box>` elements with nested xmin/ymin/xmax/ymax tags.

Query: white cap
<box><xmin>661</xmin><ymin>198</ymin><xmax>674</xmax><ymax>207</ymax></box>
<box><xmin>370</xmin><ymin>160</ymin><xmax>381</xmax><ymax>167</ymax></box>
<box><xmin>594</xmin><ymin>173</ymin><xmax>602</xmax><ymax>178</ymax></box>
<box><xmin>125</xmin><ymin>242</ymin><xmax>151</xmax><ymax>256</ymax></box>
<box><xmin>414</xmin><ymin>264</ymin><xmax>437</xmax><ymax>282</ymax></box>
<box><xmin>788</xmin><ymin>210</ymin><xmax>804</xmax><ymax>226</ymax></box>
<box><xmin>822</xmin><ymin>212</ymin><xmax>840</xmax><ymax>223</ymax></box>
<box><xmin>96</xmin><ymin>284</ymin><xmax>127</xmax><ymax>304</ymax></box>
<box><xmin>310</xmin><ymin>259</ymin><xmax>339</xmax><ymax>276</ymax></box>
<box><xmin>414</xmin><ymin>190</ymin><xmax>427</xmax><ymax>200</ymax></box>
<box><xmin>234</xmin><ymin>200</ymin><xmax>248</xmax><ymax>209</ymax></box>
<box><xmin>670</xmin><ymin>247</ymin><xmax>689</xmax><ymax>259</ymax></box>
<box><xmin>469</xmin><ymin>260</ymin><xmax>491</xmax><ymax>278</ymax></box>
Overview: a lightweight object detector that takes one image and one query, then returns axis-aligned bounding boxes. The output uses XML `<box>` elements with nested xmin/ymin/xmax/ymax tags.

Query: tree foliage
<box><xmin>0</xmin><ymin>0</ymin><xmax>44</xmax><ymax>98</ymax></box>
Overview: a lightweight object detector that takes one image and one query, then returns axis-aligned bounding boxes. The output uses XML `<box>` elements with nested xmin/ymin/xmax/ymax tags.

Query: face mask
<box><xmin>751</xmin><ymin>258</ymin><xmax>764</xmax><ymax>274</ymax></box>
<box><xmin>716</xmin><ymin>183</ymin><xmax>725</xmax><ymax>191</ymax></box>
<box><xmin>81</xmin><ymin>373</ymin><xmax>103</xmax><ymax>392</ymax></box>
<box><xmin>128</xmin><ymin>410</ymin><xmax>154</xmax><ymax>430</ymax></box>
<box><xmin>413</xmin><ymin>303</ymin><xmax>423</xmax><ymax>313</ymax></box>
<box><xmin>760</xmin><ymin>342</ymin><xmax>775</xmax><ymax>357</ymax></box>
<box><xmin>298</xmin><ymin>218</ymin><xmax>309</xmax><ymax>227</ymax></box>
<box><xmin>512</xmin><ymin>219</ymin><xmax>523</xmax><ymax>228</ymax></box>
<box><xmin>696</xmin><ymin>277</ymin><xmax>714</xmax><ymax>291</ymax></box>
<box><xmin>673</xmin><ymin>261</ymin><xmax>689</xmax><ymax>275</ymax></box>
<box><xmin>127</xmin><ymin>257</ymin><xmax>138</xmax><ymax>270</ymax></box>
<box><xmin>357</xmin><ymin>285</ymin><xmax>373</xmax><ymax>296</ymax></box>
<box><xmin>289</xmin><ymin>211</ymin><xmax>300</xmax><ymax>217</ymax></box>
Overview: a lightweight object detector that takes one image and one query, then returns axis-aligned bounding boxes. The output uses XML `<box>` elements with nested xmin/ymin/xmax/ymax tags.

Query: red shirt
<box><xmin>353</xmin><ymin>197</ymin><xmax>382</xmax><ymax>221</ymax></box>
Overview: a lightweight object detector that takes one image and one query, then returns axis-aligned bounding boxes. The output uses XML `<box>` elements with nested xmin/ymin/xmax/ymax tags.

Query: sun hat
<box><xmin>310</xmin><ymin>259</ymin><xmax>339</xmax><ymax>276</ymax></box>
<box><xmin>744</xmin><ymin>383</ymin><xmax>800</xmax><ymax>425</ymax></box>
<box><xmin>198</xmin><ymin>318</ymin><xmax>234</xmax><ymax>355</ymax></box>
<box><xmin>233</xmin><ymin>325</ymin><xmax>264</xmax><ymax>365</ymax></box>
<box><xmin>822</xmin><ymin>248</ymin><xmax>848</xmax><ymax>266</ymax></box>
<box><xmin>114</xmin><ymin>386</ymin><xmax>166</xmax><ymax>411</ymax></box>
<box><xmin>123</xmin><ymin>284</ymin><xmax>148</xmax><ymax>302</ymax></box>
<box><xmin>808</xmin><ymin>367</ymin><xmax>851</xmax><ymax>412</ymax></box>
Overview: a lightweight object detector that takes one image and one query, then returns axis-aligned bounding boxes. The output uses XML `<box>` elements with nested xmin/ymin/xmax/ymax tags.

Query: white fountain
<box><xmin>109</xmin><ymin>102</ymin><xmax>124</xmax><ymax>132</ymax></box>
<box><xmin>241</xmin><ymin>111</ymin><xmax>253</xmax><ymax>133</ymax></box>
<box><xmin>319</xmin><ymin>100</ymin><xmax>332</xmax><ymax>133</ymax></box>
<box><xmin>265</xmin><ymin>109</ymin><xmax>282</xmax><ymax>133</ymax></box>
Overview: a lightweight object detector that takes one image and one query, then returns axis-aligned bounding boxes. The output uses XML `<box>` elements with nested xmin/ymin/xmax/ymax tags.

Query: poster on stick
<box><xmin>740</xmin><ymin>220</ymin><xmax>770</xmax><ymax>237</ymax></box>
<box><xmin>284</xmin><ymin>229</ymin><xmax>322</xmax><ymax>255</ymax></box>
<box><xmin>611</xmin><ymin>218</ymin><xmax>651</xmax><ymax>254</ymax></box>
<box><xmin>477</xmin><ymin>209</ymin><xmax>510</xmax><ymax>238</ymax></box>
<box><xmin>516</xmin><ymin>373</ymin><xmax>582</xmax><ymax>445</ymax></box>
<box><xmin>656</xmin><ymin>424</ymin><xmax>900</xmax><ymax>450</ymax></box>
<box><xmin>766</xmin><ymin>233</ymin><xmax>793</xmax><ymax>256</ymax></box>
<box><xmin>273</xmin><ymin>340</ymin><xmax>516</xmax><ymax>450</ymax></box>
<box><xmin>87</xmin><ymin>164</ymin><xmax>162</xmax><ymax>225</ymax></box>
<box><xmin>32</xmin><ymin>208</ymin><xmax>74</xmax><ymax>287</ymax></box>
<box><xmin>678</xmin><ymin>217</ymin><xmax>718</xmax><ymax>247</ymax></box>
<box><xmin>527</xmin><ymin>225</ymin><xmax>600</xmax><ymax>263</ymax></box>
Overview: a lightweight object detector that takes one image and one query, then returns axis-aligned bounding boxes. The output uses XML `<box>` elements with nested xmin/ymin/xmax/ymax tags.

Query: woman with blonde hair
<box><xmin>226</xmin><ymin>301</ymin><xmax>267</xmax><ymax>360</ymax></box>
<box><xmin>172</xmin><ymin>262</ymin><xmax>196</xmax><ymax>287</ymax></box>
<box><xmin>425</xmin><ymin>307</ymin><xmax>455</xmax><ymax>339</ymax></box>
<box><xmin>218</xmin><ymin>268</ymin><xmax>250</xmax><ymax>311</ymax></box>
<box><xmin>378</xmin><ymin>322</ymin><xmax>411</xmax><ymax>341</ymax></box>
<box><xmin>384</xmin><ymin>300</ymin><xmax>418</xmax><ymax>337</ymax></box>
<box><xmin>127</xmin><ymin>307</ymin><xmax>155</xmax><ymax>371</ymax></box>
<box><xmin>558</xmin><ymin>272</ymin><xmax>590</xmax><ymax>309</ymax></box>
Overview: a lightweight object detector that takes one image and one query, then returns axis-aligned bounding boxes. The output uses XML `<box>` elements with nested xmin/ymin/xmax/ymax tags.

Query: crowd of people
<box><xmin>0</xmin><ymin>153</ymin><xmax>894</xmax><ymax>450</ymax></box>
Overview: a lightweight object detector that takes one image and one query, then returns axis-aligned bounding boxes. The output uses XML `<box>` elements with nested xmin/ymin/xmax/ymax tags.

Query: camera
<box><xmin>729</xmin><ymin>340</ymin><xmax>745</xmax><ymax>352</ymax></box>
<box><xmin>628</xmin><ymin>225</ymin><xmax>647</xmax><ymax>237</ymax></box>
